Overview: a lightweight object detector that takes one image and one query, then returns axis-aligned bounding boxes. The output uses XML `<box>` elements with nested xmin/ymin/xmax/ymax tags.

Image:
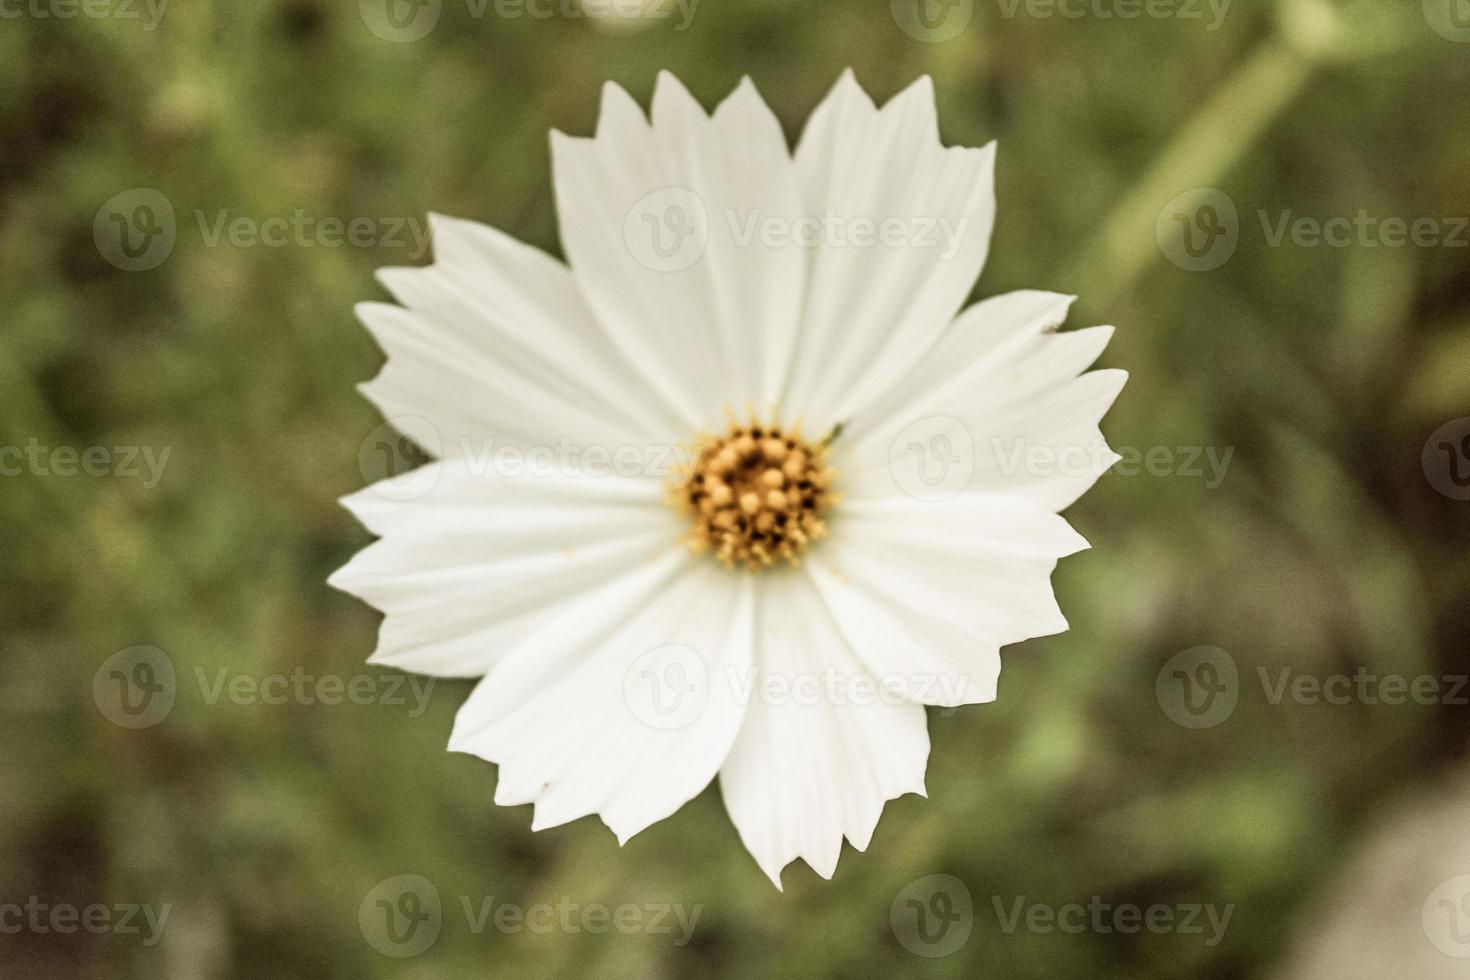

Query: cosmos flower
<box><xmin>330</xmin><ymin>69</ymin><xmax>1125</xmax><ymax>887</ymax></box>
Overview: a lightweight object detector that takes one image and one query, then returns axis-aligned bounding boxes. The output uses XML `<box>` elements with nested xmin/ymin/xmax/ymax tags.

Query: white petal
<box><xmin>838</xmin><ymin>290</ymin><xmax>1126</xmax><ymax>512</ymax></box>
<box><xmin>719</xmin><ymin>573</ymin><xmax>929</xmax><ymax>887</ymax></box>
<box><xmin>354</xmin><ymin>302</ymin><xmax>652</xmax><ymax>462</ymax></box>
<box><xmin>552</xmin><ymin>74</ymin><xmax>805</xmax><ymax>429</ymax></box>
<box><xmin>328</xmin><ymin>459</ymin><xmax>680</xmax><ymax>677</ymax></box>
<box><xmin>370</xmin><ymin>214</ymin><xmax>687</xmax><ymax>450</ymax></box>
<box><xmin>780</xmin><ymin>72</ymin><xmax>998</xmax><ymax>434</ymax></box>
<box><xmin>805</xmin><ymin>494</ymin><xmax>1089</xmax><ymax>706</ymax></box>
<box><xmin>449</xmin><ymin>557</ymin><xmax>755</xmax><ymax>843</ymax></box>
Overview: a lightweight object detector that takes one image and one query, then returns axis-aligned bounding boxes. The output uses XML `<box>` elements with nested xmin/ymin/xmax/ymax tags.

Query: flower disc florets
<box><xmin>675</xmin><ymin>418</ymin><xmax>837</xmax><ymax>570</ymax></box>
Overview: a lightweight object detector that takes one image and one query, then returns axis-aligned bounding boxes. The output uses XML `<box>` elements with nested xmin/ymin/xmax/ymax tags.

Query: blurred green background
<box><xmin>3</xmin><ymin>0</ymin><xmax>1470</xmax><ymax>976</ymax></box>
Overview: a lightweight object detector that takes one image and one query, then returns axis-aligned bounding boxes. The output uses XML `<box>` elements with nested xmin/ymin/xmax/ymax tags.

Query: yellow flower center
<box><xmin>673</xmin><ymin>418</ymin><xmax>838</xmax><ymax>570</ymax></box>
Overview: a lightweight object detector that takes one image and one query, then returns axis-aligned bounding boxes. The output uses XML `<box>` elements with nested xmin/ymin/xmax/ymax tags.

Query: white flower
<box><xmin>330</xmin><ymin>69</ymin><xmax>1125</xmax><ymax>887</ymax></box>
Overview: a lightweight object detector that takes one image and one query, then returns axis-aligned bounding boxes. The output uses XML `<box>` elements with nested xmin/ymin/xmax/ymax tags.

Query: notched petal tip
<box><xmin>712</xmin><ymin>74</ymin><xmax>775</xmax><ymax>122</ymax></box>
<box><xmin>353</xmin><ymin>298</ymin><xmax>392</xmax><ymax>322</ymax></box>
<box><xmin>354</xmin><ymin>376</ymin><xmax>395</xmax><ymax>419</ymax></box>
<box><xmin>373</xmin><ymin>265</ymin><xmax>422</xmax><ymax>302</ymax></box>
<box><xmin>548</xmin><ymin>126</ymin><xmax>591</xmax><ymax>155</ymax></box>
<box><xmin>607</xmin><ymin>818</ymin><xmax>644</xmax><ymax>848</ymax></box>
<box><xmin>1057</xmin><ymin>520</ymin><xmax>1093</xmax><ymax>557</ymax></box>
<box><xmin>420</xmin><ymin>211</ymin><xmax>483</xmax><ymax>264</ymax></box>
<box><xmin>1093</xmin><ymin>367</ymin><xmax>1131</xmax><ymax>400</ymax></box>
<box><xmin>352</xmin><ymin>301</ymin><xmax>417</xmax><ymax>352</ymax></box>
<box><xmin>334</xmin><ymin>483</ymin><xmax>382</xmax><ymax>523</ymax></box>
<box><xmin>325</xmin><ymin>542</ymin><xmax>394</xmax><ymax>609</ymax></box>
<box><xmin>445</xmin><ymin>710</ymin><xmax>488</xmax><ymax>757</ymax></box>
<box><xmin>821</xmin><ymin>67</ymin><xmax>877</xmax><ymax>113</ymax></box>
<box><xmin>324</xmin><ymin>561</ymin><xmax>358</xmax><ymax>595</ymax></box>
<box><xmin>597</xmin><ymin>79</ymin><xmax>648</xmax><ymax>138</ymax></box>
<box><xmin>652</xmin><ymin>68</ymin><xmax>707</xmax><ymax>124</ymax></box>
<box><xmin>1038</xmin><ymin>291</ymin><xmax>1080</xmax><ymax>328</ymax></box>
<box><xmin>896</xmin><ymin>73</ymin><xmax>935</xmax><ymax>99</ymax></box>
<box><xmin>492</xmin><ymin>773</ymin><xmax>542</xmax><ymax>808</ymax></box>
<box><xmin>529</xmin><ymin>800</ymin><xmax>575</xmax><ymax>834</ymax></box>
<box><xmin>881</xmin><ymin>74</ymin><xmax>939</xmax><ymax>140</ymax></box>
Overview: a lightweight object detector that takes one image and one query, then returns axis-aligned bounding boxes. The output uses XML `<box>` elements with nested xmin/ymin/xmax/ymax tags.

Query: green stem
<box><xmin>1063</xmin><ymin>36</ymin><xmax>1316</xmax><ymax>309</ymax></box>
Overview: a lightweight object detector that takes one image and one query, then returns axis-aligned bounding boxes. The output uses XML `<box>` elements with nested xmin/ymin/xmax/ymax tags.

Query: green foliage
<box><xmin>2</xmin><ymin>0</ymin><xmax>1468</xmax><ymax>976</ymax></box>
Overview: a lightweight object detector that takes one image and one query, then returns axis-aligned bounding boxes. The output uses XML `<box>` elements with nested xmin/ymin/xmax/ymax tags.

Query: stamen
<box><xmin>672</xmin><ymin>415</ymin><xmax>838</xmax><ymax>571</ymax></box>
